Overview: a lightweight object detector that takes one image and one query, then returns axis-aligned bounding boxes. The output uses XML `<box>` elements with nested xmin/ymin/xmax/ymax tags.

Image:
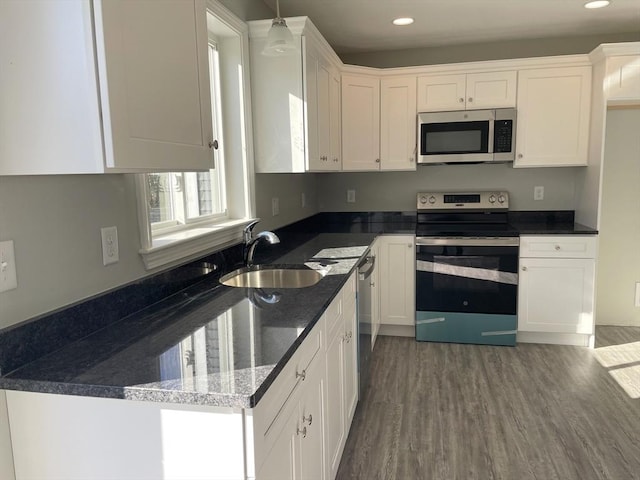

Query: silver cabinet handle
<box><xmin>303</xmin><ymin>413</ymin><xmax>313</xmax><ymax>426</ymax></box>
<box><xmin>297</xmin><ymin>426</ymin><xmax>307</xmax><ymax>438</ymax></box>
<box><xmin>375</xmin><ymin>158</ymin><xmax>380</xmax><ymax>163</ymax></box>
<box><xmin>409</xmin><ymin>156</ymin><xmax>414</xmax><ymax>162</ymax></box>
<box><xmin>555</xmin><ymin>245</ymin><xmax>561</xmax><ymax>251</ymax></box>
<box><xmin>522</xmin><ymin>266</ymin><xmax>527</xmax><ymax>271</ymax></box>
<box><xmin>468</xmin><ymin>97</ymin><xmax>473</xmax><ymax>103</ymax></box>
<box><xmin>518</xmin><ymin>153</ymin><xmax>523</xmax><ymax>159</ymax></box>
<box><xmin>296</xmin><ymin>369</ymin><xmax>306</xmax><ymax>381</ymax></box>
<box><xmin>459</xmin><ymin>98</ymin><xmax>464</xmax><ymax>103</ymax></box>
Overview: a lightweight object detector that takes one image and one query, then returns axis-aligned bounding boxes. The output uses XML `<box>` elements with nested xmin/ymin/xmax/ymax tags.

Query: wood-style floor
<box><xmin>336</xmin><ymin>326</ymin><xmax>640</xmax><ymax>480</ymax></box>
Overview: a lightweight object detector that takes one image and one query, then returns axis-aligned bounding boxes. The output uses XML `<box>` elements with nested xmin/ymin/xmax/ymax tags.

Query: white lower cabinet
<box><xmin>378</xmin><ymin>235</ymin><xmax>416</xmax><ymax>327</ymax></box>
<box><xmin>257</xmin><ymin>351</ymin><xmax>326</xmax><ymax>480</ymax></box>
<box><xmin>4</xmin><ymin>272</ymin><xmax>359</xmax><ymax>480</ymax></box>
<box><xmin>324</xmin><ymin>274</ymin><xmax>358</xmax><ymax>480</ymax></box>
<box><xmin>518</xmin><ymin>236</ymin><xmax>597</xmax><ymax>345</ymax></box>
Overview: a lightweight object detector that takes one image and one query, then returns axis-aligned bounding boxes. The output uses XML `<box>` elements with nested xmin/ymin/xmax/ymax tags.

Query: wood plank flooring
<box><xmin>336</xmin><ymin>327</ymin><xmax>640</xmax><ymax>480</ymax></box>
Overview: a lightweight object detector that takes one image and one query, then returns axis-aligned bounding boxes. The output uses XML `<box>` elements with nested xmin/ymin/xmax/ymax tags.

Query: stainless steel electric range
<box><xmin>415</xmin><ymin>191</ymin><xmax>519</xmax><ymax>346</ymax></box>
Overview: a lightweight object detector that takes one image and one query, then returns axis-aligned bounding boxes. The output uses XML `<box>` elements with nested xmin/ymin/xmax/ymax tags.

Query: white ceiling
<box><xmin>263</xmin><ymin>0</ymin><xmax>640</xmax><ymax>54</ymax></box>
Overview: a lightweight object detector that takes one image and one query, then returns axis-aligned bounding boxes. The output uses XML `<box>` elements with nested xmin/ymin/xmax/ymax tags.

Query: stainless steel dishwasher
<box><xmin>357</xmin><ymin>251</ymin><xmax>375</xmax><ymax>397</ymax></box>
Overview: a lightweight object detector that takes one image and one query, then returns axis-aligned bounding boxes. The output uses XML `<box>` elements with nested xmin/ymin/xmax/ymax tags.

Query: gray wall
<box><xmin>340</xmin><ymin>32</ymin><xmax>640</xmax><ymax>68</ymax></box>
<box><xmin>219</xmin><ymin>0</ymin><xmax>273</xmax><ymax>21</ymax></box>
<box><xmin>255</xmin><ymin>173</ymin><xmax>319</xmax><ymax>231</ymax></box>
<box><xmin>316</xmin><ymin>164</ymin><xmax>577</xmax><ymax>212</ymax></box>
<box><xmin>596</xmin><ymin>108</ymin><xmax>640</xmax><ymax>326</ymax></box>
<box><xmin>0</xmin><ymin>175</ymin><xmax>147</xmax><ymax>329</ymax></box>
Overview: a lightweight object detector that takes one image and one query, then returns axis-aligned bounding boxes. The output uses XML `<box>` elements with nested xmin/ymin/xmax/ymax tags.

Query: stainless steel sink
<box><xmin>220</xmin><ymin>266</ymin><xmax>325</xmax><ymax>289</ymax></box>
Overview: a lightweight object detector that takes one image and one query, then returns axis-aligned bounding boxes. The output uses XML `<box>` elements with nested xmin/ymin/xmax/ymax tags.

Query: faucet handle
<box><xmin>243</xmin><ymin>219</ymin><xmax>261</xmax><ymax>241</ymax></box>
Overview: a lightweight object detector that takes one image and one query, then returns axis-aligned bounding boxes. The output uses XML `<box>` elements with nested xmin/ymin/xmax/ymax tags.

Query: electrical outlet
<box><xmin>0</xmin><ymin>240</ymin><xmax>18</xmax><ymax>293</ymax></box>
<box><xmin>101</xmin><ymin>226</ymin><xmax>119</xmax><ymax>266</ymax></box>
<box><xmin>534</xmin><ymin>186</ymin><xmax>544</xmax><ymax>201</ymax></box>
<box><xmin>635</xmin><ymin>282</ymin><xmax>640</xmax><ymax>307</ymax></box>
<box><xmin>272</xmin><ymin>197</ymin><xmax>280</xmax><ymax>216</ymax></box>
<box><xmin>347</xmin><ymin>189</ymin><xmax>356</xmax><ymax>203</ymax></box>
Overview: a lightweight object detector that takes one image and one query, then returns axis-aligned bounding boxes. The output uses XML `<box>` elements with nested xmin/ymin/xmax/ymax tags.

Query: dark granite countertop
<box><xmin>0</xmin><ymin>233</ymin><xmax>376</xmax><ymax>408</ymax></box>
<box><xmin>0</xmin><ymin>210</ymin><xmax>597</xmax><ymax>409</ymax></box>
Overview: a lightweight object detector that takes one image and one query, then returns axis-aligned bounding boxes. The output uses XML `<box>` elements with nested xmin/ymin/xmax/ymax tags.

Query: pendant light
<box><xmin>262</xmin><ymin>0</ymin><xmax>296</xmax><ymax>56</ymax></box>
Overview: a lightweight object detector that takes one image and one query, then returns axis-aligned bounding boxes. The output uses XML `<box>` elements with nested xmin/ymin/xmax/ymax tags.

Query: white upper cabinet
<box><xmin>380</xmin><ymin>76</ymin><xmax>417</xmax><ymax>171</ymax></box>
<box><xmin>604</xmin><ymin>55</ymin><xmax>640</xmax><ymax>103</ymax></box>
<box><xmin>341</xmin><ymin>73</ymin><xmax>381</xmax><ymax>171</ymax></box>
<box><xmin>0</xmin><ymin>0</ymin><xmax>213</xmax><ymax>175</ymax></box>
<box><xmin>514</xmin><ymin>66</ymin><xmax>591</xmax><ymax>167</ymax></box>
<box><xmin>417</xmin><ymin>71</ymin><xmax>516</xmax><ymax>112</ymax></box>
<box><xmin>248</xmin><ymin>17</ymin><xmax>342</xmax><ymax>173</ymax></box>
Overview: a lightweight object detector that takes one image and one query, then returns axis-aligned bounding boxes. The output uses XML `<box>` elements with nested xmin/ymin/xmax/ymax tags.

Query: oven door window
<box><xmin>416</xmin><ymin>244</ymin><xmax>518</xmax><ymax>315</ymax></box>
<box><xmin>420</xmin><ymin>121</ymin><xmax>489</xmax><ymax>156</ymax></box>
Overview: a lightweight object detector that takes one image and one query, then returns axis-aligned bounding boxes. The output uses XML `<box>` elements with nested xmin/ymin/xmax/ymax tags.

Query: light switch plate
<box><xmin>0</xmin><ymin>240</ymin><xmax>18</xmax><ymax>293</ymax></box>
<box><xmin>101</xmin><ymin>226</ymin><xmax>119</xmax><ymax>266</ymax></box>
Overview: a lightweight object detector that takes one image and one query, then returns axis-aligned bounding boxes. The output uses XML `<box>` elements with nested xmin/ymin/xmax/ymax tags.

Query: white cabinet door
<box><xmin>417</xmin><ymin>74</ymin><xmax>466</xmax><ymax>112</ymax></box>
<box><xmin>370</xmin><ymin>241</ymin><xmax>381</xmax><ymax>350</ymax></box>
<box><xmin>298</xmin><ymin>355</ymin><xmax>326</xmax><ymax>480</ymax></box>
<box><xmin>96</xmin><ymin>0</ymin><xmax>213</xmax><ymax>171</ymax></box>
<box><xmin>330</xmin><ymin>69</ymin><xmax>343</xmax><ymax>168</ymax></box>
<box><xmin>256</xmin><ymin>400</ymin><xmax>299</xmax><ymax>480</ymax></box>
<box><xmin>380</xmin><ymin>76</ymin><xmax>417</xmax><ymax>171</ymax></box>
<box><xmin>518</xmin><ymin>258</ymin><xmax>595</xmax><ymax>335</ymax></box>
<box><xmin>514</xmin><ymin>66</ymin><xmax>591</xmax><ymax>167</ymax></box>
<box><xmin>417</xmin><ymin>71</ymin><xmax>516</xmax><ymax>112</ymax></box>
<box><xmin>305</xmin><ymin>45</ymin><xmax>322</xmax><ymax>171</ymax></box>
<box><xmin>309</xmin><ymin>59</ymin><xmax>340</xmax><ymax>172</ymax></box>
<box><xmin>378</xmin><ymin>235</ymin><xmax>416</xmax><ymax>326</ymax></box>
<box><xmin>341</xmin><ymin>74</ymin><xmax>381</xmax><ymax>171</ymax></box>
<box><xmin>465</xmin><ymin>71</ymin><xmax>517</xmax><ymax>109</ymax></box>
<box><xmin>324</xmin><ymin>324</ymin><xmax>346</xmax><ymax>480</ymax></box>
<box><xmin>343</xmin><ymin>296</ymin><xmax>358</xmax><ymax>426</ymax></box>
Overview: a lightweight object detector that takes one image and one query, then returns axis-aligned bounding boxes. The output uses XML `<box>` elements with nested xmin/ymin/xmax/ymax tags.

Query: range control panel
<box><xmin>416</xmin><ymin>191</ymin><xmax>510</xmax><ymax>211</ymax></box>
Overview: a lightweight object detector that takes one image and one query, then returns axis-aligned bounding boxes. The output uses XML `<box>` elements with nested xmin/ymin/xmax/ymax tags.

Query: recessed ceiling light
<box><xmin>584</xmin><ymin>0</ymin><xmax>611</xmax><ymax>8</ymax></box>
<box><xmin>392</xmin><ymin>17</ymin><xmax>414</xmax><ymax>26</ymax></box>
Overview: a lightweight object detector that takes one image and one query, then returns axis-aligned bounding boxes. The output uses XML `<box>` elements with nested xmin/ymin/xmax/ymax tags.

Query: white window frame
<box><xmin>135</xmin><ymin>0</ymin><xmax>255</xmax><ymax>270</ymax></box>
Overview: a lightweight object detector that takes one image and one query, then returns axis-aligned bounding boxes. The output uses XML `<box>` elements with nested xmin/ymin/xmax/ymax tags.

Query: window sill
<box><xmin>139</xmin><ymin>218</ymin><xmax>253</xmax><ymax>270</ymax></box>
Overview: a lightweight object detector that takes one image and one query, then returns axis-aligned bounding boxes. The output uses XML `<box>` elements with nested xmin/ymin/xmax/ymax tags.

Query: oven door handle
<box><xmin>416</xmin><ymin>237</ymin><xmax>519</xmax><ymax>247</ymax></box>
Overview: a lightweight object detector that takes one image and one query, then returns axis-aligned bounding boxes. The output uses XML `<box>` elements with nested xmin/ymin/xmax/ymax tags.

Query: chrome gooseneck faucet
<box><xmin>243</xmin><ymin>219</ymin><xmax>280</xmax><ymax>266</ymax></box>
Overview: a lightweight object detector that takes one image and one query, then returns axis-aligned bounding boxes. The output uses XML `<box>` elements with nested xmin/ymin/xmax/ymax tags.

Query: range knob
<box><xmin>428</xmin><ymin>195</ymin><xmax>436</xmax><ymax>204</ymax></box>
<box><xmin>419</xmin><ymin>195</ymin><xmax>428</xmax><ymax>204</ymax></box>
<box><xmin>498</xmin><ymin>194</ymin><xmax>506</xmax><ymax>204</ymax></box>
<box><xmin>488</xmin><ymin>194</ymin><xmax>496</xmax><ymax>203</ymax></box>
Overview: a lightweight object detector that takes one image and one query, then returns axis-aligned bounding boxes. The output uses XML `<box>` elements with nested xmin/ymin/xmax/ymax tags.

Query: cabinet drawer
<box><xmin>520</xmin><ymin>235</ymin><xmax>597</xmax><ymax>259</ymax></box>
<box><xmin>324</xmin><ymin>293</ymin><xmax>343</xmax><ymax>342</ymax></box>
<box><xmin>252</xmin><ymin>321</ymin><xmax>322</xmax><ymax>443</ymax></box>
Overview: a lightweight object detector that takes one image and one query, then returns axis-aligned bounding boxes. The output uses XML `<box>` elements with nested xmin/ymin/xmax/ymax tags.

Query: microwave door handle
<box><xmin>488</xmin><ymin>118</ymin><xmax>495</xmax><ymax>156</ymax></box>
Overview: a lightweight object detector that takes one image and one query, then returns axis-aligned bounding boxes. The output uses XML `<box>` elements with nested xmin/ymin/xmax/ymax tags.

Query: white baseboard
<box><xmin>378</xmin><ymin>324</ymin><xmax>414</xmax><ymax>337</ymax></box>
<box><xmin>517</xmin><ymin>331</ymin><xmax>593</xmax><ymax>347</ymax></box>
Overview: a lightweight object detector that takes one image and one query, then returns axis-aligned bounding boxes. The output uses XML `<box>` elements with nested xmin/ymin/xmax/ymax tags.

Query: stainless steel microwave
<box><xmin>417</xmin><ymin>108</ymin><xmax>516</xmax><ymax>164</ymax></box>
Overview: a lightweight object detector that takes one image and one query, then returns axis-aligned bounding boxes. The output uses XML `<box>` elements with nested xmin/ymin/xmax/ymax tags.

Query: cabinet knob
<box><xmin>555</xmin><ymin>245</ymin><xmax>561</xmax><ymax>251</ymax></box>
<box><xmin>409</xmin><ymin>157</ymin><xmax>414</xmax><ymax>162</ymax></box>
<box><xmin>518</xmin><ymin>153</ymin><xmax>523</xmax><ymax>159</ymax></box>
<box><xmin>522</xmin><ymin>266</ymin><xmax>527</xmax><ymax>271</ymax></box>
<box><xmin>333</xmin><ymin>157</ymin><xmax>339</xmax><ymax>162</ymax></box>
<box><xmin>297</xmin><ymin>426</ymin><xmax>307</xmax><ymax>438</ymax></box>
<box><xmin>303</xmin><ymin>413</ymin><xmax>313</xmax><ymax>426</ymax></box>
<box><xmin>459</xmin><ymin>98</ymin><xmax>464</xmax><ymax>103</ymax></box>
<box><xmin>296</xmin><ymin>369</ymin><xmax>306</xmax><ymax>381</ymax></box>
<box><xmin>208</xmin><ymin>140</ymin><xmax>219</xmax><ymax>150</ymax></box>
<box><xmin>375</xmin><ymin>158</ymin><xmax>380</xmax><ymax>163</ymax></box>
<box><xmin>468</xmin><ymin>97</ymin><xmax>473</xmax><ymax>103</ymax></box>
